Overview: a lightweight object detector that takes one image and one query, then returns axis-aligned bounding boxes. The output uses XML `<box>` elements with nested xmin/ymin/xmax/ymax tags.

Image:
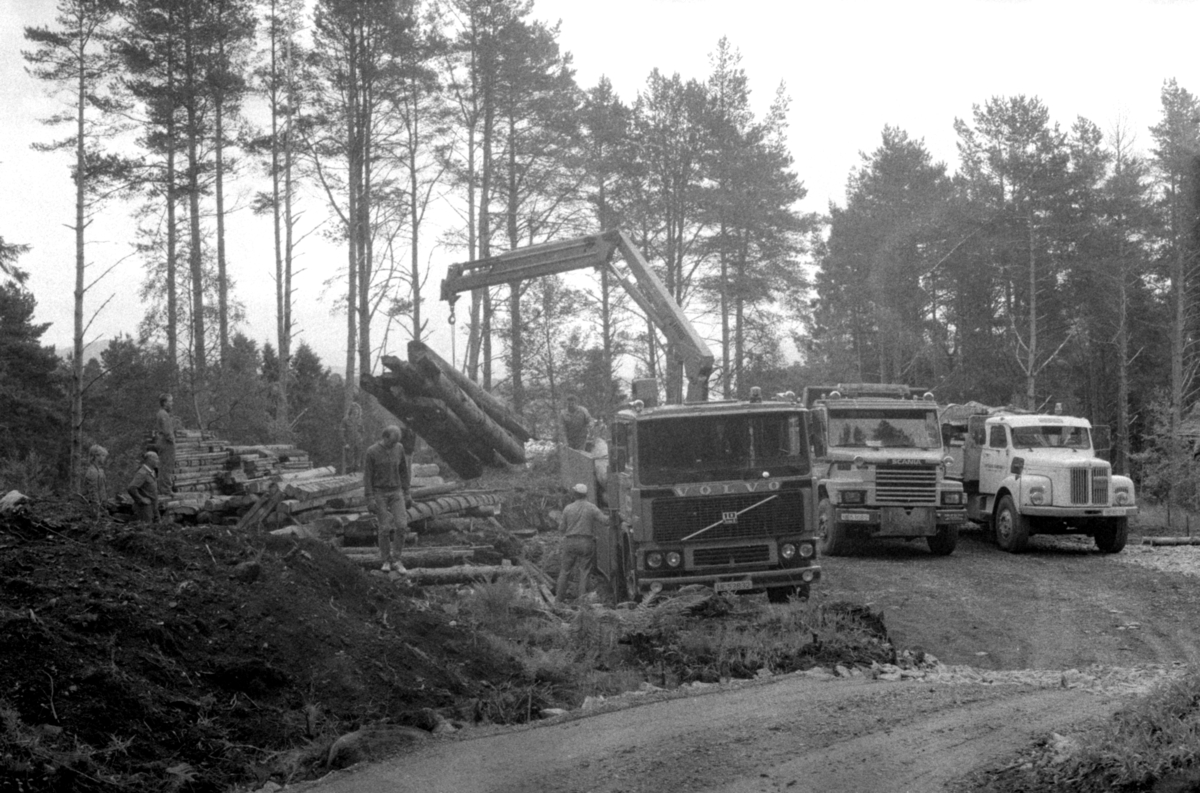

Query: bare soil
<box><xmin>0</xmin><ymin>498</ymin><xmax>535</xmax><ymax>793</ymax></box>
<box><xmin>301</xmin><ymin>526</ymin><xmax>1200</xmax><ymax>793</ymax></box>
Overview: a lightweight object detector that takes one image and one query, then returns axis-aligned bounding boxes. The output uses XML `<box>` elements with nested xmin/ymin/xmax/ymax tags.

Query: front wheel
<box><xmin>1094</xmin><ymin>517</ymin><xmax>1128</xmax><ymax>554</ymax></box>
<box><xmin>994</xmin><ymin>495</ymin><xmax>1030</xmax><ymax>553</ymax></box>
<box><xmin>817</xmin><ymin>497</ymin><xmax>853</xmax><ymax>556</ymax></box>
<box><xmin>927</xmin><ymin>523</ymin><xmax>958</xmax><ymax>556</ymax></box>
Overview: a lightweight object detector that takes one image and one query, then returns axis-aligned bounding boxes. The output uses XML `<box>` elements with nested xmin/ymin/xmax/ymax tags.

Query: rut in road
<box><xmin>710</xmin><ymin>688</ymin><xmax>1117</xmax><ymax>793</ymax></box>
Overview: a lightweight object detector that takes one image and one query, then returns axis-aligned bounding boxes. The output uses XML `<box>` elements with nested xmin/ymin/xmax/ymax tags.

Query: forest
<box><xmin>2</xmin><ymin>0</ymin><xmax>1200</xmax><ymax>511</ymax></box>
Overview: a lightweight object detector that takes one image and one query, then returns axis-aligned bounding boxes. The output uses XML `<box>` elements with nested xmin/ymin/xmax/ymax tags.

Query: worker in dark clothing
<box><xmin>83</xmin><ymin>444</ymin><xmax>110</xmax><ymax>515</ymax></box>
<box><xmin>155</xmin><ymin>393</ymin><xmax>176</xmax><ymax>496</ymax></box>
<box><xmin>363</xmin><ymin>425</ymin><xmax>413</xmax><ymax>573</ymax></box>
<box><xmin>559</xmin><ymin>394</ymin><xmax>593</xmax><ymax>450</ymax></box>
<box><xmin>128</xmin><ymin>450</ymin><xmax>160</xmax><ymax>523</ymax></box>
<box><xmin>556</xmin><ymin>483</ymin><xmax>608</xmax><ymax>604</ymax></box>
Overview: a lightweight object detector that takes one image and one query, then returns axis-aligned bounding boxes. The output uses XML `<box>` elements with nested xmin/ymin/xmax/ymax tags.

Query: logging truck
<box><xmin>442</xmin><ymin>231</ymin><xmax>821</xmax><ymax>602</ymax></box>
<box><xmin>940</xmin><ymin>404</ymin><xmax>1137</xmax><ymax>553</ymax></box>
<box><xmin>803</xmin><ymin>384</ymin><xmax>966</xmax><ymax>556</ymax></box>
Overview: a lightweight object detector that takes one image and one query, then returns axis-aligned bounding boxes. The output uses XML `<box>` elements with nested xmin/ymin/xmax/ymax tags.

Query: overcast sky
<box><xmin>1</xmin><ymin>0</ymin><xmax>1198</xmax><ymax>373</ymax></box>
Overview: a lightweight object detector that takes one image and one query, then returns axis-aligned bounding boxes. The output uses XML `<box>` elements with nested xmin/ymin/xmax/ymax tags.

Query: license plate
<box><xmin>1101</xmin><ymin>507</ymin><xmax>1130</xmax><ymax>516</ymax></box>
<box><xmin>714</xmin><ymin>578</ymin><xmax>753</xmax><ymax>592</ymax></box>
<box><xmin>841</xmin><ymin>512</ymin><xmax>871</xmax><ymax>522</ymax></box>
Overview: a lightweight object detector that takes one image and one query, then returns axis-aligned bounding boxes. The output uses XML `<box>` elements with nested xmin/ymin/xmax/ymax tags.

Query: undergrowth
<box><xmin>457</xmin><ymin>581</ymin><xmax>895</xmax><ymax>706</ymax></box>
<box><xmin>971</xmin><ymin>667</ymin><xmax>1200</xmax><ymax>792</ymax></box>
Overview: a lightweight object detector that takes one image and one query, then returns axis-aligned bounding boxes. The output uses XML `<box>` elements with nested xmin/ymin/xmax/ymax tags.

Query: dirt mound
<box><xmin>0</xmin><ymin>498</ymin><xmax>527</xmax><ymax>793</ymax></box>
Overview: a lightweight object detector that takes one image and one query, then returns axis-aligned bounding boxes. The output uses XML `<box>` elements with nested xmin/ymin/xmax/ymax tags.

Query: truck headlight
<box><xmin>646</xmin><ymin>551</ymin><xmax>663</xmax><ymax>569</ymax></box>
<box><xmin>780</xmin><ymin>543</ymin><xmax>797</xmax><ymax>560</ymax></box>
<box><xmin>665</xmin><ymin>551</ymin><xmax>682</xmax><ymax>568</ymax></box>
<box><xmin>840</xmin><ymin>490</ymin><xmax>866</xmax><ymax>505</ymax></box>
<box><xmin>940</xmin><ymin>491</ymin><xmax>964</xmax><ymax>506</ymax></box>
<box><xmin>1028</xmin><ymin>485</ymin><xmax>1046</xmax><ymax>506</ymax></box>
<box><xmin>798</xmin><ymin>542</ymin><xmax>815</xmax><ymax>559</ymax></box>
<box><xmin>801</xmin><ymin>570</ymin><xmax>815</xmax><ymax>583</ymax></box>
<box><xmin>1114</xmin><ymin>487</ymin><xmax>1133</xmax><ymax>505</ymax></box>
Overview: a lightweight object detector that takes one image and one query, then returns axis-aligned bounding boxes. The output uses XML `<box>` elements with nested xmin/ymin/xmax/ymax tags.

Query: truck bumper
<box><xmin>638</xmin><ymin>566</ymin><xmax>821</xmax><ymax>593</ymax></box>
<box><xmin>834</xmin><ymin>506</ymin><xmax>966</xmax><ymax>536</ymax></box>
<box><xmin>1018</xmin><ymin>505</ymin><xmax>1138</xmax><ymax>518</ymax></box>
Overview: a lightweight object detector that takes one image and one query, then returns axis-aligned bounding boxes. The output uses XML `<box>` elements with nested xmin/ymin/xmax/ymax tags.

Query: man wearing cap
<box><xmin>127</xmin><ymin>451</ymin><xmax>161</xmax><ymax>523</ymax></box>
<box><xmin>556</xmin><ymin>482</ymin><xmax>609</xmax><ymax>604</ymax></box>
<box><xmin>363</xmin><ymin>425</ymin><xmax>413</xmax><ymax>573</ymax></box>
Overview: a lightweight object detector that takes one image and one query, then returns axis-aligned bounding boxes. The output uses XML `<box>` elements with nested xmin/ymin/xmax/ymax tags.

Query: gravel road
<box><xmin>299</xmin><ymin>528</ymin><xmax>1200</xmax><ymax>793</ymax></box>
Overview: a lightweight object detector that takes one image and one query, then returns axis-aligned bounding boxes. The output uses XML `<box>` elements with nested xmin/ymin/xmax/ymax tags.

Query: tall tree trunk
<box><xmin>270</xmin><ymin>0</ymin><xmax>288</xmax><ymax>424</ymax></box>
<box><xmin>185</xmin><ymin>29</ymin><xmax>206</xmax><ymax>377</ymax></box>
<box><xmin>1025</xmin><ymin>212</ymin><xmax>1037</xmax><ymax>408</ymax></box>
<box><xmin>506</xmin><ymin>123</ymin><xmax>522</xmax><ymax>412</ymax></box>
<box><xmin>70</xmin><ymin>32</ymin><xmax>85</xmax><ymax>493</ymax></box>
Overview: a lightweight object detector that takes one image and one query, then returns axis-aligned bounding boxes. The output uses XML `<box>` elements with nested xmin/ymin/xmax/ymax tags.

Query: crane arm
<box><xmin>440</xmin><ymin>229</ymin><xmax>713</xmax><ymax>402</ymax></box>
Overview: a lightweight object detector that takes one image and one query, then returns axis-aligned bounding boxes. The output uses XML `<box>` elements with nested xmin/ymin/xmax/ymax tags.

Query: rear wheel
<box><xmin>1094</xmin><ymin>517</ymin><xmax>1128</xmax><ymax>554</ymax></box>
<box><xmin>994</xmin><ymin>495</ymin><xmax>1030</xmax><ymax>553</ymax></box>
<box><xmin>927</xmin><ymin>523</ymin><xmax>958</xmax><ymax>556</ymax></box>
<box><xmin>817</xmin><ymin>497</ymin><xmax>853</xmax><ymax>556</ymax></box>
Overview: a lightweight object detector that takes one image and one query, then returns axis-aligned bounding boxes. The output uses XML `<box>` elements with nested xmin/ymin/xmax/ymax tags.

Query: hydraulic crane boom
<box><xmin>440</xmin><ymin>229</ymin><xmax>713</xmax><ymax>403</ymax></box>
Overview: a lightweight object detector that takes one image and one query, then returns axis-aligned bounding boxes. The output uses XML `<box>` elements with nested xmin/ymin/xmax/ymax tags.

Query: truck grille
<box><xmin>875</xmin><ymin>465</ymin><xmax>937</xmax><ymax>505</ymax></box>
<box><xmin>650</xmin><ymin>490</ymin><xmax>805</xmax><ymax>543</ymax></box>
<box><xmin>1069</xmin><ymin>467</ymin><xmax>1110</xmax><ymax>505</ymax></box>
<box><xmin>691</xmin><ymin>544</ymin><xmax>771</xmax><ymax>567</ymax></box>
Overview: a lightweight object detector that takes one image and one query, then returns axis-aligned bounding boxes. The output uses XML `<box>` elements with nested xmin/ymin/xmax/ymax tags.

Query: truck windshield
<box><xmin>1011</xmin><ymin>425</ymin><xmax>1090</xmax><ymax>449</ymax></box>
<box><xmin>827</xmin><ymin>410</ymin><xmax>941</xmax><ymax>449</ymax></box>
<box><xmin>637</xmin><ymin>412</ymin><xmax>810</xmax><ymax>485</ymax></box>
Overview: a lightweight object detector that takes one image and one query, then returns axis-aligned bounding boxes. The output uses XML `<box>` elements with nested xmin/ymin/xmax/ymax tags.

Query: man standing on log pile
<box><xmin>556</xmin><ymin>483</ymin><xmax>608</xmax><ymax>604</ymax></box>
<box><xmin>127</xmin><ymin>451</ymin><xmax>160</xmax><ymax>523</ymax></box>
<box><xmin>364</xmin><ymin>425</ymin><xmax>413</xmax><ymax>574</ymax></box>
<box><xmin>154</xmin><ymin>393</ymin><xmax>176</xmax><ymax>496</ymax></box>
<box><xmin>560</xmin><ymin>394</ymin><xmax>593</xmax><ymax>450</ymax></box>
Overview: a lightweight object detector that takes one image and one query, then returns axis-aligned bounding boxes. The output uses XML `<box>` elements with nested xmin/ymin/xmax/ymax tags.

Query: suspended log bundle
<box><xmin>360</xmin><ymin>343</ymin><xmax>534</xmax><ymax>481</ymax></box>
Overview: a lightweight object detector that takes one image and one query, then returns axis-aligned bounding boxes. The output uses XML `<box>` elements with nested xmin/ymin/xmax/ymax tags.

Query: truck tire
<box><xmin>994</xmin><ymin>495</ymin><xmax>1030</xmax><ymax>553</ymax></box>
<box><xmin>817</xmin><ymin>497</ymin><xmax>853</xmax><ymax>556</ymax></box>
<box><xmin>616</xmin><ymin>535</ymin><xmax>639</xmax><ymax>602</ymax></box>
<box><xmin>1094</xmin><ymin>517</ymin><xmax>1128</xmax><ymax>554</ymax></box>
<box><xmin>927</xmin><ymin>523</ymin><xmax>958</xmax><ymax>556</ymax></box>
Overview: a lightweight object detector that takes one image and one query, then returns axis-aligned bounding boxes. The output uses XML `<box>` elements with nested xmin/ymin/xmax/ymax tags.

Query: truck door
<box><xmin>978</xmin><ymin>423</ymin><xmax>1010</xmax><ymax>496</ymax></box>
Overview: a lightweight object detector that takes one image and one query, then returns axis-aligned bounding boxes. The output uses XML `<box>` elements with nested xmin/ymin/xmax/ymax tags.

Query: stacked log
<box><xmin>360</xmin><ymin>342</ymin><xmax>533</xmax><ymax>481</ymax></box>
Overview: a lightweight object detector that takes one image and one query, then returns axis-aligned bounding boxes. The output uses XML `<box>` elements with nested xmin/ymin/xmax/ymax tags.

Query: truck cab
<box><xmin>942</xmin><ymin>407</ymin><xmax>1137</xmax><ymax>553</ymax></box>
<box><xmin>563</xmin><ymin>390</ymin><xmax>821</xmax><ymax>603</ymax></box>
<box><xmin>805</xmin><ymin>384</ymin><xmax>966</xmax><ymax>556</ymax></box>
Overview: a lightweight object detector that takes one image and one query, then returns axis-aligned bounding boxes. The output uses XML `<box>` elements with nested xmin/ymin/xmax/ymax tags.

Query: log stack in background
<box><xmin>360</xmin><ymin>340</ymin><xmax>534</xmax><ymax>481</ymax></box>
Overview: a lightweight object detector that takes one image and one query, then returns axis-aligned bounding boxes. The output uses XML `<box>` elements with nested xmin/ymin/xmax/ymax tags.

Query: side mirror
<box><xmin>1010</xmin><ymin>456</ymin><xmax>1024</xmax><ymax>476</ymax></box>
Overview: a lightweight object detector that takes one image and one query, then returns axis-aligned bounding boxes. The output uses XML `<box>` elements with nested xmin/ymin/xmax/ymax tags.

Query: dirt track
<box><xmin>301</xmin><ymin>527</ymin><xmax>1200</xmax><ymax>793</ymax></box>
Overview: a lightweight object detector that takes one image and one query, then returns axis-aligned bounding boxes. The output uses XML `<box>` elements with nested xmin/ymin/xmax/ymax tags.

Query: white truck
<box><xmin>940</xmin><ymin>405</ymin><xmax>1137</xmax><ymax>553</ymax></box>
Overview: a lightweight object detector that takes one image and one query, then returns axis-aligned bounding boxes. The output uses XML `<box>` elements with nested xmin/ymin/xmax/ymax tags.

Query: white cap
<box><xmin>573</xmin><ymin>483</ymin><xmax>588</xmax><ymax>495</ymax></box>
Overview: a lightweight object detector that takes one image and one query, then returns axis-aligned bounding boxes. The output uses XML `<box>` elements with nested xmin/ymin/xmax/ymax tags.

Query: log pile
<box><xmin>361</xmin><ymin>340</ymin><xmax>534</xmax><ymax>481</ymax></box>
<box><xmin>159</xmin><ymin>430</ymin><xmax>502</xmax><ymax>533</ymax></box>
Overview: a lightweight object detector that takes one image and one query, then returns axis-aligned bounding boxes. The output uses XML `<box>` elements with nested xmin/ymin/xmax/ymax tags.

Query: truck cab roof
<box><xmin>614</xmin><ymin>399</ymin><xmax>805</xmax><ymax>421</ymax></box>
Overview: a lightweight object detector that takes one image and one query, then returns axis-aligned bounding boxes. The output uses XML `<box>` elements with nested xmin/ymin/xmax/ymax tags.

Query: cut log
<box><xmin>362</xmin><ymin>373</ymin><xmax>485</xmax><ymax>479</ymax></box>
<box><xmin>407</xmin><ymin>354</ymin><xmax>527</xmax><ymax>464</ymax></box>
<box><xmin>411</xmin><ymin>463</ymin><xmax>441</xmax><ymax>478</ymax></box>
<box><xmin>408</xmin><ymin>340</ymin><xmax>533</xmax><ymax>442</ymax></box>
<box><xmin>411</xmin><ymin>482</ymin><xmax>463</xmax><ymax>500</ymax></box>
<box><xmin>344</xmin><ymin>558</ymin><xmax>526</xmax><ymax>584</ymax></box>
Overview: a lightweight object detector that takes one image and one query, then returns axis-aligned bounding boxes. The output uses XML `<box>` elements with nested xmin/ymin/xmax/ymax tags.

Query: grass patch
<box><xmin>970</xmin><ymin>668</ymin><xmax>1200</xmax><ymax>792</ymax></box>
<box><xmin>1135</xmin><ymin>501</ymin><xmax>1200</xmax><ymax>537</ymax></box>
<box><xmin>456</xmin><ymin>582</ymin><xmax>897</xmax><ymax>712</ymax></box>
